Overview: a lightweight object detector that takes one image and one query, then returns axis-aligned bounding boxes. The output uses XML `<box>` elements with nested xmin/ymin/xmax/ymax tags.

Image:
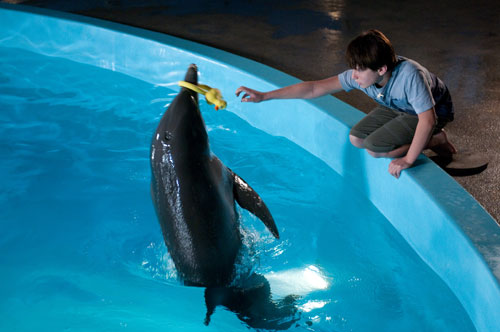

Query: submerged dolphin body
<box><xmin>150</xmin><ymin>64</ymin><xmax>279</xmax><ymax>287</ymax></box>
<box><xmin>204</xmin><ymin>274</ymin><xmax>300</xmax><ymax>330</ymax></box>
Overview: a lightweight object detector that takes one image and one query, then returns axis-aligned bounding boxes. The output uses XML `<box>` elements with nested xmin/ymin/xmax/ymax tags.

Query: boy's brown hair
<box><xmin>346</xmin><ymin>29</ymin><xmax>397</xmax><ymax>71</ymax></box>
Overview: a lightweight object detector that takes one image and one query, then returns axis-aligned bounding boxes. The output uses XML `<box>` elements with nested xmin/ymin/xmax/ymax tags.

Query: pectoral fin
<box><xmin>229</xmin><ymin>169</ymin><xmax>279</xmax><ymax>239</ymax></box>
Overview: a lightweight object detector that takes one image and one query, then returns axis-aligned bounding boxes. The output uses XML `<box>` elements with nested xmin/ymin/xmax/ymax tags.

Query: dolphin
<box><xmin>150</xmin><ymin>64</ymin><xmax>279</xmax><ymax>287</ymax></box>
<box><xmin>204</xmin><ymin>274</ymin><xmax>300</xmax><ymax>330</ymax></box>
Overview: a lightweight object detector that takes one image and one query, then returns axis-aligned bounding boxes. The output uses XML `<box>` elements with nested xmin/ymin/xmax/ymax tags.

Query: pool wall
<box><xmin>1</xmin><ymin>4</ymin><xmax>499</xmax><ymax>331</ymax></box>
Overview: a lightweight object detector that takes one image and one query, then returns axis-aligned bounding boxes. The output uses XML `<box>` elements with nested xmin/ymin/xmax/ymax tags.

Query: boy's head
<box><xmin>346</xmin><ymin>29</ymin><xmax>397</xmax><ymax>72</ymax></box>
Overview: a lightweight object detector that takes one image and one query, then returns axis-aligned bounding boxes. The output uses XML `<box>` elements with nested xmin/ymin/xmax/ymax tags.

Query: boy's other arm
<box><xmin>389</xmin><ymin>108</ymin><xmax>436</xmax><ymax>178</ymax></box>
<box><xmin>236</xmin><ymin>76</ymin><xmax>342</xmax><ymax>103</ymax></box>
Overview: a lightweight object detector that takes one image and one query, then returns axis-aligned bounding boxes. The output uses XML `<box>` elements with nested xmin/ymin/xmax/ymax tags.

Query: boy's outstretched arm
<box><xmin>389</xmin><ymin>108</ymin><xmax>436</xmax><ymax>178</ymax></box>
<box><xmin>235</xmin><ymin>76</ymin><xmax>342</xmax><ymax>103</ymax></box>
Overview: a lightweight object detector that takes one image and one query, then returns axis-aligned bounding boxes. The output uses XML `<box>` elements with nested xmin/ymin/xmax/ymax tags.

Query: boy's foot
<box><xmin>428</xmin><ymin>129</ymin><xmax>457</xmax><ymax>158</ymax></box>
<box><xmin>426</xmin><ymin>130</ymin><xmax>488</xmax><ymax>176</ymax></box>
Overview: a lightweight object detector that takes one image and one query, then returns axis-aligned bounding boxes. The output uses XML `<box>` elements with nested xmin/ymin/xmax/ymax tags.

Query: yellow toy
<box><xmin>178</xmin><ymin>81</ymin><xmax>227</xmax><ymax>111</ymax></box>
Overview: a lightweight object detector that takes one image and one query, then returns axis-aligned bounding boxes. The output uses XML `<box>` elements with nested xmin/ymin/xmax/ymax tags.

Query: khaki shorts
<box><xmin>350</xmin><ymin>106</ymin><xmax>448</xmax><ymax>153</ymax></box>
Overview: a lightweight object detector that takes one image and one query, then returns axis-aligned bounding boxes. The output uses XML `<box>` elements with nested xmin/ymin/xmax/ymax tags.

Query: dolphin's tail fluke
<box><xmin>204</xmin><ymin>273</ymin><xmax>299</xmax><ymax>329</ymax></box>
<box><xmin>229</xmin><ymin>168</ymin><xmax>280</xmax><ymax>239</ymax></box>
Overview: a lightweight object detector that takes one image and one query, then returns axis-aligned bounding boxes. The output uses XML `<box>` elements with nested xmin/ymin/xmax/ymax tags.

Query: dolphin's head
<box><xmin>153</xmin><ymin>64</ymin><xmax>210</xmax><ymax>157</ymax></box>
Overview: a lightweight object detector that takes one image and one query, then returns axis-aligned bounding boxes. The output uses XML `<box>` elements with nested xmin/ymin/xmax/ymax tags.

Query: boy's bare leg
<box><xmin>376</xmin><ymin>130</ymin><xmax>457</xmax><ymax>159</ymax></box>
<box><xmin>350</xmin><ymin>130</ymin><xmax>456</xmax><ymax>159</ymax></box>
<box><xmin>367</xmin><ymin>144</ymin><xmax>410</xmax><ymax>158</ymax></box>
<box><xmin>349</xmin><ymin>135</ymin><xmax>364</xmax><ymax>148</ymax></box>
<box><xmin>427</xmin><ymin>129</ymin><xmax>457</xmax><ymax>157</ymax></box>
<box><xmin>350</xmin><ymin>134</ymin><xmax>410</xmax><ymax>158</ymax></box>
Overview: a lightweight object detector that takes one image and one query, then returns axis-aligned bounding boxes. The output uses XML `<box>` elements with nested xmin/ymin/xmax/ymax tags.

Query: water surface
<box><xmin>0</xmin><ymin>47</ymin><xmax>474</xmax><ymax>331</ymax></box>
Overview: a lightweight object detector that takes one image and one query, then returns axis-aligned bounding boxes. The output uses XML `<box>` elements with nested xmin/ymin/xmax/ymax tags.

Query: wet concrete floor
<box><xmin>4</xmin><ymin>0</ymin><xmax>499</xmax><ymax>224</ymax></box>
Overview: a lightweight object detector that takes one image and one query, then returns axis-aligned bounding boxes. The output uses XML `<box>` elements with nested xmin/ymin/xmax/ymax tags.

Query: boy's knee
<box><xmin>349</xmin><ymin>134</ymin><xmax>391</xmax><ymax>155</ymax></box>
<box><xmin>349</xmin><ymin>134</ymin><xmax>364</xmax><ymax>148</ymax></box>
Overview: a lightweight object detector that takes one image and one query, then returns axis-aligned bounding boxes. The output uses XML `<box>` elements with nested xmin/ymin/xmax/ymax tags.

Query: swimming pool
<box><xmin>1</xmin><ymin>4</ymin><xmax>499</xmax><ymax>331</ymax></box>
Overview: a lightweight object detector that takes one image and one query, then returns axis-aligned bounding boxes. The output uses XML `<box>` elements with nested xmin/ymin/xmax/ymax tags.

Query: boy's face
<box><xmin>351</xmin><ymin>67</ymin><xmax>382</xmax><ymax>88</ymax></box>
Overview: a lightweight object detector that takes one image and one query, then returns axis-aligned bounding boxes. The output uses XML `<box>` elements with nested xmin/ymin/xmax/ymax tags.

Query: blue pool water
<box><xmin>0</xmin><ymin>46</ymin><xmax>476</xmax><ymax>331</ymax></box>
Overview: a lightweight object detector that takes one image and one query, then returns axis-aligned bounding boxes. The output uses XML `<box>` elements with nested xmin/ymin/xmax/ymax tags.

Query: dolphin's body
<box><xmin>150</xmin><ymin>64</ymin><xmax>279</xmax><ymax>287</ymax></box>
<box><xmin>204</xmin><ymin>274</ymin><xmax>300</xmax><ymax>330</ymax></box>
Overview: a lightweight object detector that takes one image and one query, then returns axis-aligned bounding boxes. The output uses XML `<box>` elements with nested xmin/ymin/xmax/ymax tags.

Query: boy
<box><xmin>235</xmin><ymin>29</ymin><xmax>456</xmax><ymax>178</ymax></box>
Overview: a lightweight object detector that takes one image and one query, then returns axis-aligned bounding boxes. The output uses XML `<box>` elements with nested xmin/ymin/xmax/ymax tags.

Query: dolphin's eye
<box><xmin>164</xmin><ymin>131</ymin><xmax>173</xmax><ymax>141</ymax></box>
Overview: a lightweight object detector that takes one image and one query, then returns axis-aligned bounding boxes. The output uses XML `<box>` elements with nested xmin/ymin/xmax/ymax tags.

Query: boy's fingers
<box><xmin>235</xmin><ymin>86</ymin><xmax>249</xmax><ymax>96</ymax></box>
<box><xmin>240</xmin><ymin>92</ymin><xmax>253</xmax><ymax>102</ymax></box>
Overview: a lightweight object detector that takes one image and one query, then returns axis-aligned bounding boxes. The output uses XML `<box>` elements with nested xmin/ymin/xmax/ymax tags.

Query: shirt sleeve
<box><xmin>407</xmin><ymin>70</ymin><xmax>435</xmax><ymax>114</ymax></box>
<box><xmin>338</xmin><ymin>69</ymin><xmax>359</xmax><ymax>92</ymax></box>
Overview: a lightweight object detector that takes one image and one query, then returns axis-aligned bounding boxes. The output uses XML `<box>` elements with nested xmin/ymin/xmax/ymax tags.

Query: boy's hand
<box><xmin>236</xmin><ymin>86</ymin><xmax>265</xmax><ymax>103</ymax></box>
<box><xmin>389</xmin><ymin>157</ymin><xmax>412</xmax><ymax>178</ymax></box>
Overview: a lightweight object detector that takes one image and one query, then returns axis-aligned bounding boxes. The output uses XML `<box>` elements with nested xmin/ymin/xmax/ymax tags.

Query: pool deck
<box><xmin>4</xmin><ymin>0</ymin><xmax>499</xmax><ymax>225</ymax></box>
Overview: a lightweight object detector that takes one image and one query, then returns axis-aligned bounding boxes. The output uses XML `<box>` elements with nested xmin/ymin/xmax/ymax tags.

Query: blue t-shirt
<box><xmin>338</xmin><ymin>56</ymin><xmax>453</xmax><ymax>119</ymax></box>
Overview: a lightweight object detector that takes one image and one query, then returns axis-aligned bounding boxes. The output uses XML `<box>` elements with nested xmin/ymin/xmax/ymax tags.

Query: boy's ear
<box><xmin>377</xmin><ymin>65</ymin><xmax>388</xmax><ymax>76</ymax></box>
